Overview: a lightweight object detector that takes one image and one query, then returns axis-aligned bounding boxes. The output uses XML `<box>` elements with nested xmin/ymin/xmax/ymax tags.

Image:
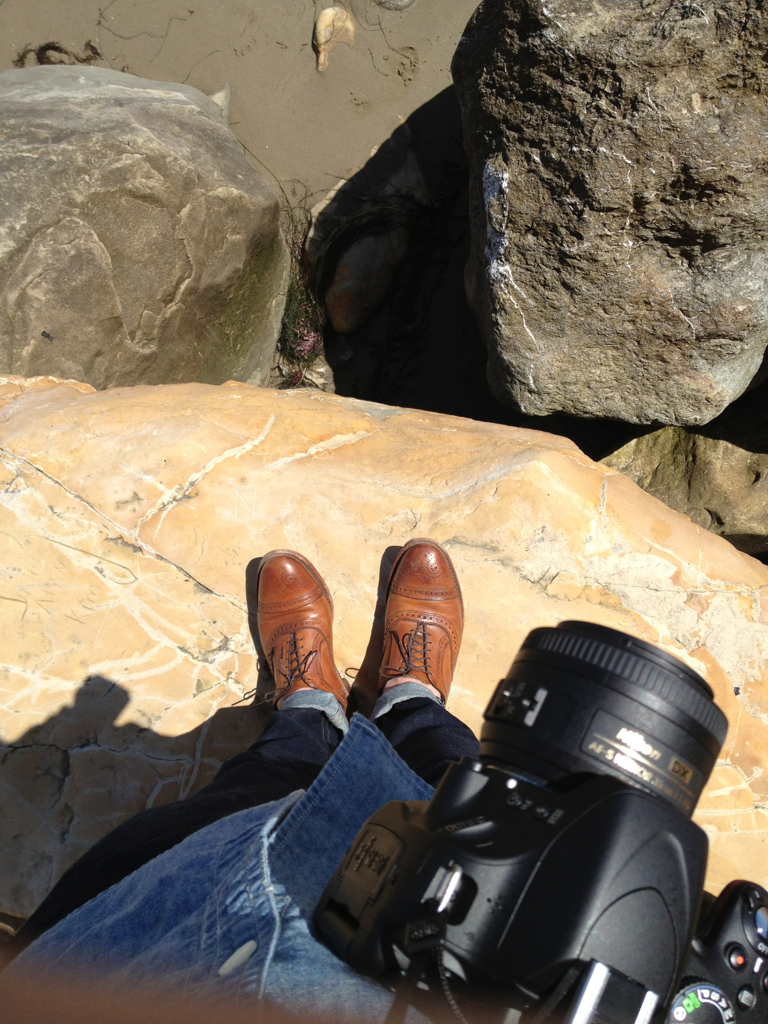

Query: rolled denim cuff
<box><xmin>279</xmin><ymin>689</ymin><xmax>349</xmax><ymax>735</ymax></box>
<box><xmin>371</xmin><ymin>681</ymin><xmax>443</xmax><ymax>720</ymax></box>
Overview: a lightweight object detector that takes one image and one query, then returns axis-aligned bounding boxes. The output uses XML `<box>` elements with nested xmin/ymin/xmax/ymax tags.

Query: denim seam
<box><xmin>205</xmin><ymin>815</ymin><xmax>271</xmax><ymax>987</ymax></box>
<box><xmin>269</xmin><ymin>718</ymin><xmax>395</xmax><ymax>861</ymax></box>
<box><xmin>240</xmin><ymin>830</ymin><xmax>268</xmax><ymax>999</ymax></box>
<box><xmin>206</xmin><ymin>820</ymin><xmax>239</xmax><ymax>978</ymax></box>
<box><xmin>255</xmin><ymin>796</ymin><xmax>304</xmax><ymax>997</ymax></box>
<box><xmin>258</xmin><ymin>823</ymin><xmax>281</xmax><ymax>1000</ymax></box>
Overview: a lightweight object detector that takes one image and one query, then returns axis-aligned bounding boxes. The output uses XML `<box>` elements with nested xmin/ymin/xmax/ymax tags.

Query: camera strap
<box><xmin>387</xmin><ymin>905</ymin><xmax>448</xmax><ymax>1024</ymax></box>
<box><xmin>384</xmin><ymin>950</ymin><xmax>432</xmax><ymax>1024</ymax></box>
<box><xmin>384</xmin><ymin>948</ymin><xmax>471</xmax><ymax>1024</ymax></box>
<box><xmin>385</xmin><ymin>908</ymin><xmax>461</xmax><ymax>1024</ymax></box>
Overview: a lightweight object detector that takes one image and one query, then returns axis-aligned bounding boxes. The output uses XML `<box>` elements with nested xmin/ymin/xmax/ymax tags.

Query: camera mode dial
<box><xmin>680</xmin><ymin>882</ymin><xmax>768</xmax><ymax>1023</ymax></box>
<box><xmin>668</xmin><ymin>984</ymin><xmax>735</xmax><ymax>1024</ymax></box>
<box><xmin>742</xmin><ymin>888</ymin><xmax>768</xmax><ymax>957</ymax></box>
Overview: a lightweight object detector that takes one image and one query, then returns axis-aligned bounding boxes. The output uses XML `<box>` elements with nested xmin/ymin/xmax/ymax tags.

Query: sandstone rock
<box><xmin>0</xmin><ymin>66</ymin><xmax>289</xmax><ymax>390</ymax></box>
<box><xmin>1</xmin><ymin>375</ymin><xmax>767</xmax><ymax>917</ymax></box>
<box><xmin>603</xmin><ymin>427</ymin><xmax>768</xmax><ymax>561</ymax></box>
<box><xmin>452</xmin><ymin>0</ymin><xmax>768</xmax><ymax>425</ymax></box>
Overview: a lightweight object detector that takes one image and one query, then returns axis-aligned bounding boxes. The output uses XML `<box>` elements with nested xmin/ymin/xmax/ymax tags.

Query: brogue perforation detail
<box><xmin>390</xmin><ymin>585</ymin><xmax>459</xmax><ymax>601</ymax></box>
<box><xmin>379</xmin><ymin>539</ymin><xmax>464</xmax><ymax>701</ymax></box>
<box><xmin>258</xmin><ymin>587</ymin><xmax>324</xmax><ymax>614</ymax></box>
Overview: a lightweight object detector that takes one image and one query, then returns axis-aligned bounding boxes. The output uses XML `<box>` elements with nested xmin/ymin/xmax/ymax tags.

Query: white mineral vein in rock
<box><xmin>135</xmin><ymin>416</ymin><xmax>276</xmax><ymax>532</ymax></box>
<box><xmin>482</xmin><ymin>162</ymin><xmax>539</xmax><ymax>380</ymax></box>
<box><xmin>267</xmin><ymin>429</ymin><xmax>372</xmax><ymax>469</ymax></box>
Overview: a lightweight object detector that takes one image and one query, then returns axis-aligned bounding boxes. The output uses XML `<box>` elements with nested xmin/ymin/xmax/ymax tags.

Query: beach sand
<box><xmin>0</xmin><ymin>0</ymin><xmax>480</xmax><ymax>201</ymax></box>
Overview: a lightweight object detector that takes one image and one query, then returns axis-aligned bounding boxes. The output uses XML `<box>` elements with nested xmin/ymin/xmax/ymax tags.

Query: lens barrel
<box><xmin>481</xmin><ymin>621</ymin><xmax>728</xmax><ymax>816</ymax></box>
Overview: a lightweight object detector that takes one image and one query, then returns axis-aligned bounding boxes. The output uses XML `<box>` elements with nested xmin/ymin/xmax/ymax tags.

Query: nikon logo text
<box><xmin>616</xmin><ymin>727</ymin><xmax>661</xmax><ymax>761</ymax></box>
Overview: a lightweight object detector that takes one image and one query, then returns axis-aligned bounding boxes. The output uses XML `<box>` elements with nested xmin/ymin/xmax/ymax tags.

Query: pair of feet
<box><xmin>256</xmin><ymin>539</ymin><xmax>464</xmax><ymax>713</ymax></box>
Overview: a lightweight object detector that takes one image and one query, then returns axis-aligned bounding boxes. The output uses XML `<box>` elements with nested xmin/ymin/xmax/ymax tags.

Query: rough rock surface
<box><xmin>2</xmin><ymin>375</ymin><xmax>768</xmax><ymax>918</ymax></box>
<box><xmin>0</xmin><ymin>66</ymin><xmax>289</xmax><ymax>390</ymax></box>
<box><xmin>452</xmin><ymin>0</ymin><xmax>768</xmax><ymax>425</ymax></box>
<box><xmin>603</xmin><ymin>428</ymin><xmax>768</xmax><ymax>562</ymax></box>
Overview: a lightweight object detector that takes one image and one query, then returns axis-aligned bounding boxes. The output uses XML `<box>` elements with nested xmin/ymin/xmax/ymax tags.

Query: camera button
<box><xmin>507</xmin><ymin>793</ymin><xmax>523</xmax><ymax>808</ymax></box>
<box><xmin>762</xmin><ymin>971</ymin><xmax>768</xmax><ymax>995</ymax></box>
<box><xmin>532</xmin><ymin>805</ymin><xmax>551</xmax><ymax>820</ymax></box>
<box><xmin>728</xmin><ymin>944</ymin><xmax>748</xmax><ymax>970</ymax></box>
<box><xmin>737</xmin><ymin>986</ymin><xmax>756</xmax><ymax>1010</ymax></box>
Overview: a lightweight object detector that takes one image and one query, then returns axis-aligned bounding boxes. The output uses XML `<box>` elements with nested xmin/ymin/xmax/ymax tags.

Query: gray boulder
<box><xmin>453</xmin><ymin>0</ymin><xmax>768</xmax><ymax>425</ymax></box>
<box><xmin>0</xmin><ymin>66</ymin><xmax>288</xmax><ymax>389</ymax></box>
<box><xmin>603</xmin><ymin>428</ymin><xmax>768</xmax><ymax>560</ymax></box>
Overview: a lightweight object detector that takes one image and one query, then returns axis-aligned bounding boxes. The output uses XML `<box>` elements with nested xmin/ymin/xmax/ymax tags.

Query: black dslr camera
<box><xmin>315</xmin><ymin>621</ymin><xmax>768</xmax><ymax>1024</ymax></box>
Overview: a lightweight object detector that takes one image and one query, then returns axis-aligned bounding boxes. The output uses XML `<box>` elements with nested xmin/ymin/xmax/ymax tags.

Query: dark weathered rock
<box><xmin>305</xmin><ymin>124</ymin><xmax>429</xmax><ymax>334</ymax></box>
<box><xmin>603</xmin><ymin>427</ymin><xmax>768</xmax><ymax>561</ymax></box>
<box><xmin>0</xmin><ymin>66</ymin><xmax>289</xmax><ymax>389</ymax></box>
<box><xmin>453</xmin><ymin>0</ymin><xmax>768</xmax><ymax>425</ymax></box>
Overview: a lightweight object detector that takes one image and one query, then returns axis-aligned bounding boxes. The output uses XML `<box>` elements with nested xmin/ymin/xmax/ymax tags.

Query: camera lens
<box><xmin>481</xmin><ymin>621</ymin><xmax>728</xmax><ymax>816</ymax></box>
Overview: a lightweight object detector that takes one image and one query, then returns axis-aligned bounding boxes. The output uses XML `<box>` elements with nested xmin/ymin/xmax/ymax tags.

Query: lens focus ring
<box><xmin>482</xmin><ymin>621</ymin><xmax>728</xmax><ymax>814</ymax></box>
<box><xmin>523</xmin><ymin>625</ymin><xmax>728</xmax><ymax>747</ymax></box>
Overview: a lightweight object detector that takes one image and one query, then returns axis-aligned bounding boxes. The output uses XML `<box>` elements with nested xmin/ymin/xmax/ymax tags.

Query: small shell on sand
<box><xmin>376</xmin><ymin>0</ymin><xmax>417</xmax><ymax>9</ymax></box>
<box><xmin>207</xmin><ymin>83</ymin><xmax>231</xmax><ymax>119</ymax></box>
<box><xmin>313</xmin><ymin>6</ymin><xmax>356</xmax><ymax>72</ymax></box>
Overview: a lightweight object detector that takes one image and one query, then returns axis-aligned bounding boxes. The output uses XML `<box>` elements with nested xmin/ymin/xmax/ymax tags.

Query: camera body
<box><xmin>315</xmin><ymin>758</ymin><xmax>707</xmax><ymax>1010</ymax></box>
<box><xmin>314</xmin><ymin>621</ymin><xmax>759</xmax><ymax>1023</ymax></box>
<box><xmin>671</xmin><ymin>881</ymin><xmax>768</xmax><ymax>1022</ymax></box>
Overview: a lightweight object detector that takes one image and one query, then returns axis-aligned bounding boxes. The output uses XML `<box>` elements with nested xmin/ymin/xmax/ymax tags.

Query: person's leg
<box><xmin>372</xmin><ymin>539</ymin><xmax>479</xmax><ymax>785</ymax></box>
<box><xmin>373</xmin><ymin>689</ymin><xmax>479</xmax><ymax>786</ymax></box>
<box><xmin>13</xmin><ymin>700</ymin><xmax>344</xmax><ymax>950</ymax></box>
<box><xmin>14</xmin><ymin>550</ymin><xmax>350</xmax><ymax>950</ymax></box>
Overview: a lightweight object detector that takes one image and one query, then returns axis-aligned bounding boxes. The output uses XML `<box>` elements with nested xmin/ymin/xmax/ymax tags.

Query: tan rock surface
<box><xmin>1</xmin><ymin>375</ymin><xmax>767</xmax><ymax>918</ymax></box>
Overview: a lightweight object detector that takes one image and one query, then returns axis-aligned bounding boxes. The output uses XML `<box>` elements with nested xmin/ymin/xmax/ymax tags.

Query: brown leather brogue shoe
<box><xmin>257</xmin><ymin>550</ymin><xmax>349</xmax><ymax>710</ymax></box>
<box><xmin>379</xmin><ymin>538</ymin><xmax>464</xmax><ymax>702</ymax></box>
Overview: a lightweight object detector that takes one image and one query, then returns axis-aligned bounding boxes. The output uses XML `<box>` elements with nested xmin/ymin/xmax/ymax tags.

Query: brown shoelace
<box><xmin>271</xmin><ymin>632</ymin><xmax>318</xmax><ymax>695</ymax></box>
<box><xmin>381</xmin><ymin>622</ymin><xmax>433</xmax><ymax>685</ymax></box>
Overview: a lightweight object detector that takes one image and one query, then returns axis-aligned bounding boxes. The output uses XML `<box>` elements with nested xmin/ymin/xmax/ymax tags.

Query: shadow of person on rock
<box><xmin>1</xmin><ymin>668</ymin><xmax>271</xmax><ymax>942</ymax></box>
<box><xmin>3</xmin><ymin>541</ymin><xmax>442</xmax><ymax>960</ymax></box>
<box><xmin>7</xmin><ymin>548</ymin><xmax>375</xmax><ymax>956</ymax></box>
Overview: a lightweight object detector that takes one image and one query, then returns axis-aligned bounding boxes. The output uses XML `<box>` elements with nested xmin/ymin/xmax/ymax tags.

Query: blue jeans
<box><xmin>6</xmin><ymin>699</ymin><xmax>479</xmax><ymax>1021</ymax></box>
<box><xmin>12</xmin><ymin>685</ymin><xmax>478</xmax><ymax>952</ymax></box>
